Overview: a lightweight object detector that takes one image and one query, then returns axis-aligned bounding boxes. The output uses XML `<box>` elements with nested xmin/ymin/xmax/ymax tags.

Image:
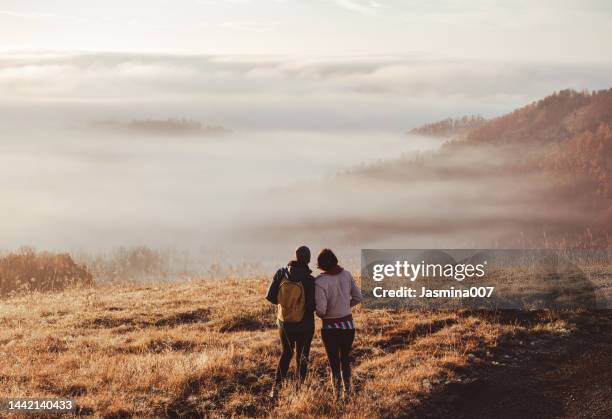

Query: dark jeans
<box><xmin>321</xmin><ymin>329</ymin><xmax>355</xmax><ymax>394</ymax></box>
<box><xmin>274</xmin><ymin>327</ymin><xmax>314</xmax><ymax>387</ymax></box>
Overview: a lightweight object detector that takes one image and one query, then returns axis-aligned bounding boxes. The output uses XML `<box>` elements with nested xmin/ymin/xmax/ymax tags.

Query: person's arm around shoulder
<box><xmin>314</xmin><ymin>276</ymin><xmax>328</xmax><ymax>318</ymax></box>
<box><xmin>348</xmin><ymin>272</ymin><xmax>363</xmax><ymax>307</ymax></box>
<box><xmin>265</xmin><ymin>268</ymin><xmax>285</xmax><ymax>304</ymax></box>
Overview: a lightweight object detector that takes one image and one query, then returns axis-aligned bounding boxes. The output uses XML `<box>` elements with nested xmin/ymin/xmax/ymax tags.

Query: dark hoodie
<box><xmin>266</xmin><ymin>260</ymin><xmax>315</xmax><ymax>332</ymax></box>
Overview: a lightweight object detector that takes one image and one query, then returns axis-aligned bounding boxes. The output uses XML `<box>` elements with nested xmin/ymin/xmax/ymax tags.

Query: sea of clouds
<box><xmin>0</xmin><ymin>52</ymin><xmax>610</xmax><ymax>269</ymax></box>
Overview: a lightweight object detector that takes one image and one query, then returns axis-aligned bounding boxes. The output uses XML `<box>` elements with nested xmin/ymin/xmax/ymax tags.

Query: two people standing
<box><xmin>265</xmin><ymin>246</ymin><xmax>362</xmax><ymax>400</ymax></box>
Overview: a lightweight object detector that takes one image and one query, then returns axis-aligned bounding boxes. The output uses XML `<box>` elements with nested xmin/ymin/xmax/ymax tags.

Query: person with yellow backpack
<box><xmin>265</xmin><ymin>246</ymin><xmax>315</xmax><ymax>398</ymax></box>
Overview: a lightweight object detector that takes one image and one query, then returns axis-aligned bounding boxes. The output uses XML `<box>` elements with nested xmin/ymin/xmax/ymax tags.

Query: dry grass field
<box><xmin>1</xmin><ymin>276</ymin><xmax>611</xmax><ymax>418</ymax></box>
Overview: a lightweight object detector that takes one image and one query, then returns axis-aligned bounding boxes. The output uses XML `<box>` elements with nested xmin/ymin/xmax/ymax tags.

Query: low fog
<box><xmin>241</xmin><ymin>144</ymin><xmax>594</xmax><ymax>251</ymax></box>
<box><xmin>1</xmin><ymin>125</ymin><xmax>440</xmax><ymax>256</ymax></box>
<box><xmin>1</xmin><ymin>52</ymin><xmax>610</xmax><ymax>272</ymax></box>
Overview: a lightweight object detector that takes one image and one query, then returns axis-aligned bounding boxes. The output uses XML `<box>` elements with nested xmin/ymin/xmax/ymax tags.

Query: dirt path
<box><xmin>412</xmin><ymin>312</ymin><xmax>612</xmax><ymax>419</ymax></box>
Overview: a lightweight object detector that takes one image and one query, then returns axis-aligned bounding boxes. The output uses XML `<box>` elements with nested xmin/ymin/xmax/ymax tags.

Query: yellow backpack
<box><xmin>277</xmin><ymin>278</ymin><xmax>305</xmax><ymax>323</ymax></box>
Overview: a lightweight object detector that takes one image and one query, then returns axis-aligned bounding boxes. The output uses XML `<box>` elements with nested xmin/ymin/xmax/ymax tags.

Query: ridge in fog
<box><xmin>246</xmin><ymin>88</ymin><xmax>612</xmax><ymax>253</ymax></box>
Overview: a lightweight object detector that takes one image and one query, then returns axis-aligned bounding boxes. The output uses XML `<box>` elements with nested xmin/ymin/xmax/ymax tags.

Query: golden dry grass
<box><xmin>0</xmin><ymin>277</ymin><xmax>583</xmax><ymax>418</ymax></box>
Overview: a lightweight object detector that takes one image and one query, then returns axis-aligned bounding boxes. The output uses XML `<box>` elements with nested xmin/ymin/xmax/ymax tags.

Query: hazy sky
<box><xmin>1</xmin><ymin>0</ymin><xmax>611</xmax><ymax>61</ymax></box>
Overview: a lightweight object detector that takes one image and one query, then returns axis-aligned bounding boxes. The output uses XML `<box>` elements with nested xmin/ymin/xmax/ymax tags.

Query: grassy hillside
<box><xmin>1</xmin><ymin>278</ymin><xmax>610</xmax><ymax>417</ymax></box>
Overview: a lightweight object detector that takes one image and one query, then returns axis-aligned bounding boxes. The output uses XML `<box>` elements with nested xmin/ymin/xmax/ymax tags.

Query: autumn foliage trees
<box><xmin>465</xmin><ymin>89</ymin><xmax>612</xmax><ymax>143</ymax></box>
<box><xmin>410</xmin><ymin>88</ymin><xmax>612</xmax><ymax>247</ymax></box>
<box><xmin>544</xmin><ymin>123</ymin><xmax>612</xmax><ymax>198</ymax></box>
<box><xmin>0</xmin><ymin>248</ymin><xmax>93</xmax><ymax>295</ymax></box>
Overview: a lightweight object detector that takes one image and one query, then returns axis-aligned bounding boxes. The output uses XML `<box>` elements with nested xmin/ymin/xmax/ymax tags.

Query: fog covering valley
<box><xmin>248</xmin><ymin>141</ymin><xmax>603</xmax><ymax>252</ymax></box>
<box><xmin>0</xmin><ymin>122</ymin><xmax>441</xmax><ymax>253</ymax></box>
<box><xmin>1</xmin><ymin>52</ymin><xmax>611</xmax><ymax>273</ymax></box>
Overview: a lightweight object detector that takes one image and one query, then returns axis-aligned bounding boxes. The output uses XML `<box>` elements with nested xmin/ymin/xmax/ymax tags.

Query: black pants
<box><xmin>275</xmin><ymin>327</ymin><xmax>314</xmax><ymax>387</ymax></box>
<box><xmin>321</xmin><ymin>329</ymin><xmax>355</xmax><ymax>392</ymax></box>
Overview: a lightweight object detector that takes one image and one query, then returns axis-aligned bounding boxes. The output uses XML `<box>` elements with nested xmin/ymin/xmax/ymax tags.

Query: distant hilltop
<box><xmin>409</xmin><ymin>115</ymin><xmax>486</xmax><ymax>139</ymax></box>
<box><xmin>409</xmin><ymin>88</ymin><xmax>612</xmax><ymax>198</ymax></box>
<box><xmin>93</xmin><ymin>118</ymin><xmax>231</xmax><ymax>136</ymax></box>
<box><xmin>464</xmin><ymin>88</ymin><xmax>612</xmax><ymax>145</ymax></box>
<box><xmin>411</xmin><ymin>88</ymin><xmax>612</xmax><ymax>145</ymax></box>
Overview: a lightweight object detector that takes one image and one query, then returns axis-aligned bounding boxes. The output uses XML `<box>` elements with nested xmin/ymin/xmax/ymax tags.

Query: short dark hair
<box><xmin>317</xmin><ymin>248</ymin><xmax>338</xmax><ymax>272</ymax></box>
<box><xmin>295</xmin><ymin>245</ymin><xmax>311</xmax><ymax>264</ymax></box>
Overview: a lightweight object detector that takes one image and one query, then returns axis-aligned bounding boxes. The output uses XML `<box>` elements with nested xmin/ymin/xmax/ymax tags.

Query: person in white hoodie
<box><xmin>314</xmin><ymin>248</ymin><xmax>362</xmax><ymax>400</ymax></box>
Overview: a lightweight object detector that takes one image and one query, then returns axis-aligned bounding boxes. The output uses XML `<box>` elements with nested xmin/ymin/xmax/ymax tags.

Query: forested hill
<box><xmin>465</xmin><ymin>88</ymin><xmax>612</xmax><ymax>145</ymax></box>
<box><xmin>255</xmin><ymin>89</ymin><xmax>611</xmax><ymax>248</ymax></box>
<box><xmin>458</xmin><ymin>88</ymin><xmax>612</xmax><ymax>199</ymax></box>
<box><xmin>412</xmin><ymin>89</ymin><xmax>612</xmax><ymax>199</ymax></box>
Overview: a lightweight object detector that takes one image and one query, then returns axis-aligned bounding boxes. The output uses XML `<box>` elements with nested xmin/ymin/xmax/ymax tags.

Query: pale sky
<box><xmin>0</xmin><ymin>0</ymin><xmax>611</xmax><ymax>61</ymax></box>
